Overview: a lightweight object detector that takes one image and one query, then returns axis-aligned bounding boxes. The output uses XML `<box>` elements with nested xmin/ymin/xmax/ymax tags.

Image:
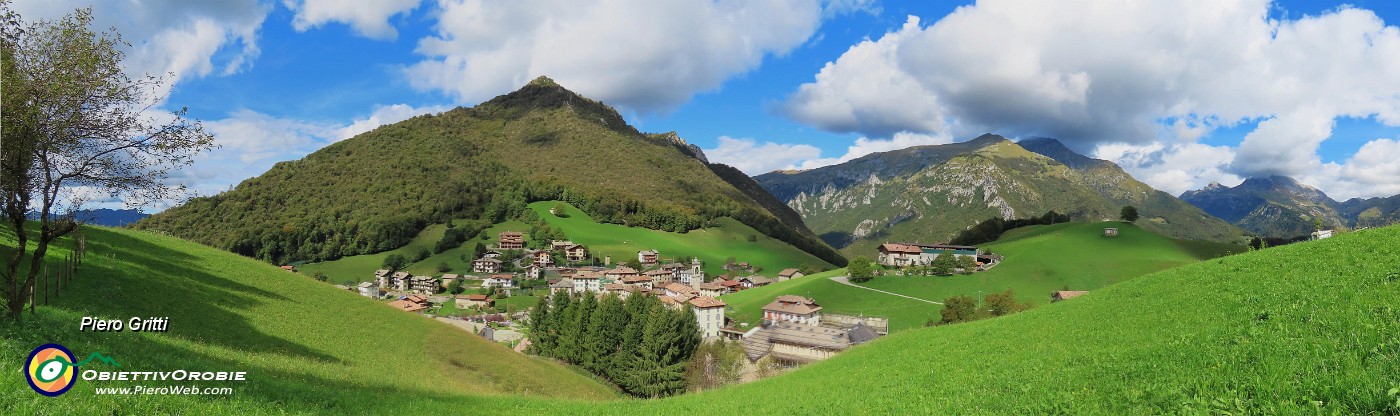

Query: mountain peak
<box><xmin>1016</xmin><ymin>136</ymin><xmax>1112</xmax><ymax>170</ymax></box>
<box><xmin>968</xmin><ymin>133</ymin><xmax>1009</xmax><ymax>145</ymax></box>
<box><xmin>527</xmin><ymin>75</ymin><xmax>559</xmax><ymax>88</ymax></box>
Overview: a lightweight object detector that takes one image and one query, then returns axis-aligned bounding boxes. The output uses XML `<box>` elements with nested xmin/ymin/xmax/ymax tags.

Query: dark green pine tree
<box><xmin>624</xmin><ymin>306</ymin><xmax>701</xmax><ymax>397</ymax></box>
<box><xmin>610</xmin><ymin>294</ymin><xmax>654</xmax><ymax>382</ymax></box>
<box><xmin>560</xmin><ymin>291</ymin><xmax>597</xmax><ymax>364</ymax></box>
<box><xmin>527</xmin><ymin>296</ymin><xmax>553</xmax><ymax>356</ymax></box>
<box><xmin>581</xmin><ymin>293</ymin><xmax>625</xmax><ymax>374</ymax></box>
<box><xmin>547</xmin><ymin>293</ymin><xmax>576</xmax><ymax>360</ymax></box>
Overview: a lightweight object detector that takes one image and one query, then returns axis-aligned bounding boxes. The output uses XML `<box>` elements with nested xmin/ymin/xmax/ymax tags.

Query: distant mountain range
<box><xmin>755</xmin><ymin>134</ymin><xmax>1243</xmax><ymax>256</ymax></box>
<box><xmin>1180</xmin><ymin>176</ymin><xmax>1400</xmax><ymax>238</ymax></box>
<box><xmin>28</xmin><ymin>208</ymin><xmax>148</xmax><ymax>227</ymax></box>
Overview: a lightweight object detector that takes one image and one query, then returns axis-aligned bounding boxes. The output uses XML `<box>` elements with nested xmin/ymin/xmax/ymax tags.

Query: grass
<box><xmin>529</xmin><ymin>201</ymin><xmax>833</xmax><ymax>277</ymax></box>
<box><xmin>860</xmin><ymin>221</ymin><xmax>1239</xmax><ymax>307</ymax></box>
<box><xmin>719</xmin><ymin>269</ymin><xmax>937</xmax><ymax>332</ymax></box>
<box><xmin>297</xmin><ymin>220</ymin><xmax>530</xmax><ymax>284</ymax></box>
<box><xmin>722</xmin><ymin>222</ymin><xmax>1243</xmax><ymax>332</ymax></box>
<box><xmin>0</xmin><ymin>224</ymin><xmax>618</xmax><ymax>415</ymax></box>
<box><xmin>4</xmin><ymin>222</ymin><xmax>1394</xmax><ymax>414</ymax></box>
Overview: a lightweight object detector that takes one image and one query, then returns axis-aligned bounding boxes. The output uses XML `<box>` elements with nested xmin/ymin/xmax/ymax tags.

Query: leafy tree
<box><xmin>311</xmin><ymin>271</ymin><xmax>329</xmax><ymax>282</ymax></box>
<box><xmin>412</xmin><ymin>246</ymin><xmax>431</xmax><ymax>262</ymax></box>
<box><xmin>984</xmin><ymin>289</ymin><xmax>1027</xmax><ymax>316</ymax></box>
<box><xmin>624</xmin><ymin>258</ymin><xmax>643</xmax><ymax>271</ymax></box>
<box><xmin>551</xmin><ymin>202</ymin><xmax>569</xmax><ymax>217</ymax></box>
<box><xmin>1121</xmin><ymin>205</ymin><xmax>1140</xmax><ymax>223</ymax></box>
<box><xmin>956</xmin><ymin>255</ymin><xmax>979</xmax><ymax>274</ymax></box>
<box><xmin>446</xmin><ymin>278</ymin><xmax>464</xmax><ymax>295</ymax></box>
<box><xmin>848</xmin><ymin>256</ymin><xmax>874</xmax><ymax>283</ymax></box>
<box><xmin>685</xmin><ymin>339</ymin><xmax>746</xmax><ymax>391</ymax></box>
<box><xmin>0</xmin><ymin>6</ymin><xmax>214</xmax><ymax>320</ymax></box>
<box><xmin>939</xmin><ymin>295</ymin><xmax>979</xmax><ymax>324</ymax></box>
<box><xmin>930</xmin><ymin>252</ymin><xmax>957</xmax><ymax>276</ymax></box>
<box><xmin>436</xmin><ymin>262</ymin><xmax>452</xmax><ymax>273</ymax></box>
<box><xmin>381</xmin><ymin>254</ymin><xmax>408</xmax><ymax>271</ymax></box>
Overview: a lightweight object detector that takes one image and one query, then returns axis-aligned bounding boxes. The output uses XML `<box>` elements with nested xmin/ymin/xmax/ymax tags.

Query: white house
<box><xmin>357</xmin><ymin>282</ymin><xmax>380</xmax><ymax>298</ymax></box>
<box><xmin>678</xmin><ymin>258</ymin><xmax>705</xmax><ymax>286</ymax></box>
<box><xmin>572</xmin><ymin>271</ymin><xmax>603</xmax><ymax>293</ymax></box>
<box><xmin>483</xmin><ymin>274</ymin><xmax>515</xmax><ymax>289</ymax></box>
<box><xmin>763</xmin><ymin>295</ymin><xmax>822</xmax><ymax>326</ymax></box>
<box><xmin>688</xmin><ymin>296</ymin><xmax>726</xmax><ymax>338</ymax></box>
<box><xmin>1311</xmin><ymin>229</ymin><xmax>1334</xmax><ymax>240</ymax></box>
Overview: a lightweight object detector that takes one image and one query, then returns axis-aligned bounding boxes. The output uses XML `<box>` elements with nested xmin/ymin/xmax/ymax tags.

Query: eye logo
<box><xmin>25</xmin><ymin>344</ymin><xmax>77</xmax><ymax>397</ymax></box>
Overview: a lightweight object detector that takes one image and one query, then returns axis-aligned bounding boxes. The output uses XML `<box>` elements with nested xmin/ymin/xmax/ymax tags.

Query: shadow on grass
<box><xmin>35</xmin><ymin>227</ymin><xmax>339</xmax><ymax>364</ymax></box>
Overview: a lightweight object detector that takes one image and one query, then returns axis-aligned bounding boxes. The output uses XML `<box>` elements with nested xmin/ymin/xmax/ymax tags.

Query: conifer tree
<box><xmin>528</xmin><ymin>296</ymin><xmax>552</xmax><ymax>355</ymax></box>
<box><xmin>582</xmin><ymin>294</ymin><xmax>624</xmax><ymax>374</ymax></box>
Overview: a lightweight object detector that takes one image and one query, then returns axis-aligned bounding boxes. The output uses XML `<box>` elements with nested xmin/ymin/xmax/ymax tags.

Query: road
<box><xmin>829</xmin><ymin>275</ymin><xmax>943</xmax><ymax>305</ymax></box>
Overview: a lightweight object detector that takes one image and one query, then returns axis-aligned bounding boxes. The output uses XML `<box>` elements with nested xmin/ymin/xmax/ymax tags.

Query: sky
<box><xmin>12</xmin><ymin>0</ymin><xmax>1400</xmax><ymax>209</ymax></box>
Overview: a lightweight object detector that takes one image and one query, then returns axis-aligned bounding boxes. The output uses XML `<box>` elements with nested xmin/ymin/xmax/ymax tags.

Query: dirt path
<box><xmin>829</xmin><ymin>275</ymin><xmax>943</xmax><ymax>305</ymax></box>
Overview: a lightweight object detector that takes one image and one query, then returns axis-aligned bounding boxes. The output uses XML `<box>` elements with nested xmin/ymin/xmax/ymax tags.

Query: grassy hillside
<box><xmin>297</xmin><ymin>220</ymin><xmax>530</xmax><ymax>284</ymax></box>
<box><xmin>5</xmin><ymin>223</ymin><xmax>1394</xmax><ymax>414</ymax></box>
<box><xmin>859</xmin><ymin>222</ymin><xmax>1241</xmax><ymax>309</ymax></box>
<box><xmin>0</xmin><ymin>225</ymin><xmax>617</xmax><ymax>414</ymax></box>
<box><xmin>135</xmin><ymin>77</ymin><xmax>843</xmax><ymax>267</ymax></box>
<box><xmin>722</xmin><ymin>222</ymin><xmax>1243</xmax><ymax>332</ymax></box>
<box><xmin>530</xmin><ymin>202</ymin><xmax>832</xmax><ymax>277</ymax></box>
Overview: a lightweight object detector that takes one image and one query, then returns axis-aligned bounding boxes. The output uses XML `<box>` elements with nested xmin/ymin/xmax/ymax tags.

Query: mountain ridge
<box><xmin>135</xmin><ymin>77</ymin><xmax>844</xmax><ymax>266</ymax></box>
<box><xmin>756</xmin><ymin>134</ymin><xmax>1243</xmax><ymax>255</ymax></box>
<box><xmin>1180</xmin><ymin>175</ymin><xmax>1400</xmax><ymax>237</ymax></box>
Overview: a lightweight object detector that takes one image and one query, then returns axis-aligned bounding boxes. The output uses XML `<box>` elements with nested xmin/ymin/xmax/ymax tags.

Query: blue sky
<box><xmin>12</xmin><ymin>0</ymin><xmax>1400</xmax><ymax>205</ymax></box>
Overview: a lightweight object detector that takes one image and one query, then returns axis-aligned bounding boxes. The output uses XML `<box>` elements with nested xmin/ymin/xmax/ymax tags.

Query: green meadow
<box><xmin>297</xmin><ymin>220</ymin><xmax>530</xmax><ymax>284</ymax></box>
<box><xmin>5</xmin><ymin>219</ymin><xmax>1395</xmax><ymax>414</ymax></box>
<box><xmin>860</xmin><ymin>221</ymin><xmax>1245</xmax><ymax>307</ymax></box>
<box><xmin>528</xmin><ymin>201</ymin><xmax>833</xmax><ymax>276</ymax></box>
<box><xmin>0</xmin><ymin>225</ymin><xmax>617</xmax><ymax>415</ymax></box>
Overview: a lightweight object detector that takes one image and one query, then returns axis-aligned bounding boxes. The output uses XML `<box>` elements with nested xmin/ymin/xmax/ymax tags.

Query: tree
<box><xmin>381</xmin><ymin>254</ymin><xmax>407</xmax><ymax>271</ymax></box>
<box><xmin>848</xmin><ymin>256</ymin><xmax>874</xmax><ymax>283</ymax></box>
<box><xmin>412</xmin><ymin>246</ymin><xmax>431</xmax><ymax>262</ymax></box>
<box><xmin>446</xmin><ymin>278</ymin><xmax>464</xmax><ymax>295</ymax></box>
<box><xmin>436</xmin><ymin>262</ymin><xmax>452</xmax><ymax>273</ymax></box>
<box><xmin>1</xmin><ymin>7</ymin><xmax>216</xmax><ymax>320</ymax></box>
<box><xmin>1120</xmin><ymin>205</ymin><xmax>1140</xmax><ymax>223</ymax></box>
<box><xmin>311</xmin><ymin>271</ymin><xmax>328</xmax><ymax>282</ymax></box>
<box><xmin>624</xmin><ymin>258</ymin><xmax>642</xmax><ymax>271</ymax></box>
<box><xmin>939</xmin><ymin>295</ymin><xmax>979</xmax><ymax>324</ymax></box>
<box><xmin>472</xmin><ymin>242</ymin><xmax>486</xmax><ymax>260</ymax></box>
<box><xmin>685</xmin><ymin>339</ymin><xmax>746</xmax><ymax>391</ymax></box>
<box><xmin>930</xmin><ymin>252</ymin><xmax>956</xmax><ymax>276</ymax></box>
<box><xmin>551</xmin><ymin>202</ymin><xmax>569</xmax><ymax>217</ymax></box>
<box><xmin>983</xmin><ymin>288</ymin><xmax>1027</xmax><ymax>317</ymax></box>
<box><xmin>956</xmin><ymin>255</ymin><xmax>979</xmax><ymax>274</ymax></box>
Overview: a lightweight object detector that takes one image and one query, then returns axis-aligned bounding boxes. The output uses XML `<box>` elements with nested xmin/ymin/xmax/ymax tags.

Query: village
<box><xmin>332</xmin><ymin>230</ymin><xmax>920</xmax><ymax>370</ymax></box>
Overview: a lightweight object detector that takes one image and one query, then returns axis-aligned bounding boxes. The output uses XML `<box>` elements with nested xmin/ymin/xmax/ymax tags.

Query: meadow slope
<box><xmin>0</xmin><ymin>225</ymin><xmax>617</xmax><ymax>415</ymax></box>
<box><xmin>4</xmin><ymin>224</ymin><xmax>1395</xmax><ymax>414</ymax></box>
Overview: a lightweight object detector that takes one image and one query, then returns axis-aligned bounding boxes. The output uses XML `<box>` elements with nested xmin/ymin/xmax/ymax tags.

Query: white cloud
<box><xmin>334</xmin><ymin>103</ymin><xmax>452</xmax><ymax>140</ymax></box>
<box><xmin>11</xmin><ymin>0</ymin><xmax>267</xmax><ymax>90</ymax></box>
<box><xmin>1301</xmin><ymin>138</ymin><xmax>1400</xmax><ymax>200</ymax></box>
<box><xmin>705</xmin><ymin>131</ymin><xmax>953</xmax><ymax>175</ymax></box>
<box><xmin>704</xmin><ymin>137</ymin><xmax>823</xmax><ymax>175</ymax></box>
<box><xmin>796</xmin><ymin>131</ymin><xmax>953</xmax><ymax>169</ymax></box>
<box><xmin>1095</xmin><ymin>142</ymin><xmax>1242</xmax><ymax>196</ymax></box>
<box><xmin>784</xmin><ymin>0</ymin><xmax>1400</xmax><ymax>195</ymax></box>
<box><xmin>283</xmin><ymin>0</ymin><xmax>422</xmax><ymax>40</ymax></box>
<box><xmin>404</xmin><ymin>0</ymin><xmax>829</xmax><ymax>112</ymax></box>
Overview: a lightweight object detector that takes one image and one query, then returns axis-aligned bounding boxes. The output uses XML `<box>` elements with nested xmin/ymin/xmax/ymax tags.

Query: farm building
<box><xmin>877</xmin><ymin>243</ymin><xmax>979</xmax><ymax>267</ymax></box>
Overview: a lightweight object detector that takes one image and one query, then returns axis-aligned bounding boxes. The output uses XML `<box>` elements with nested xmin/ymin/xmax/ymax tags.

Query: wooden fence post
<box><xmin>43</xmin><ymin>265</ymin><xmax>49</xmax><ymax>305</ymax></box>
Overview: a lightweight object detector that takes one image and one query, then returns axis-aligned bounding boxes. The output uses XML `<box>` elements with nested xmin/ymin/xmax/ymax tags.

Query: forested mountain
<box><xmin>135</xmin><ymin>77</ymin><xmax>844</xmax><ymax>266</ymax></box>
<box><xmin>754</xmin><ymin>134</ymin><xmax>1242</xmax><ymax>255</ymax></box>
<box><xmin>1180</xmin><ymin>175</ymin><xmax>1400</xmax><ymax>237</ymax></box>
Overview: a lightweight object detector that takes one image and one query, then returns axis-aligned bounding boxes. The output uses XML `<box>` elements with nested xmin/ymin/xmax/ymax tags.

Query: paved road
<box><xmin>829</xmin><ymin>275</ymin><xmax>943</xmax><ymax>305</ymax></box>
